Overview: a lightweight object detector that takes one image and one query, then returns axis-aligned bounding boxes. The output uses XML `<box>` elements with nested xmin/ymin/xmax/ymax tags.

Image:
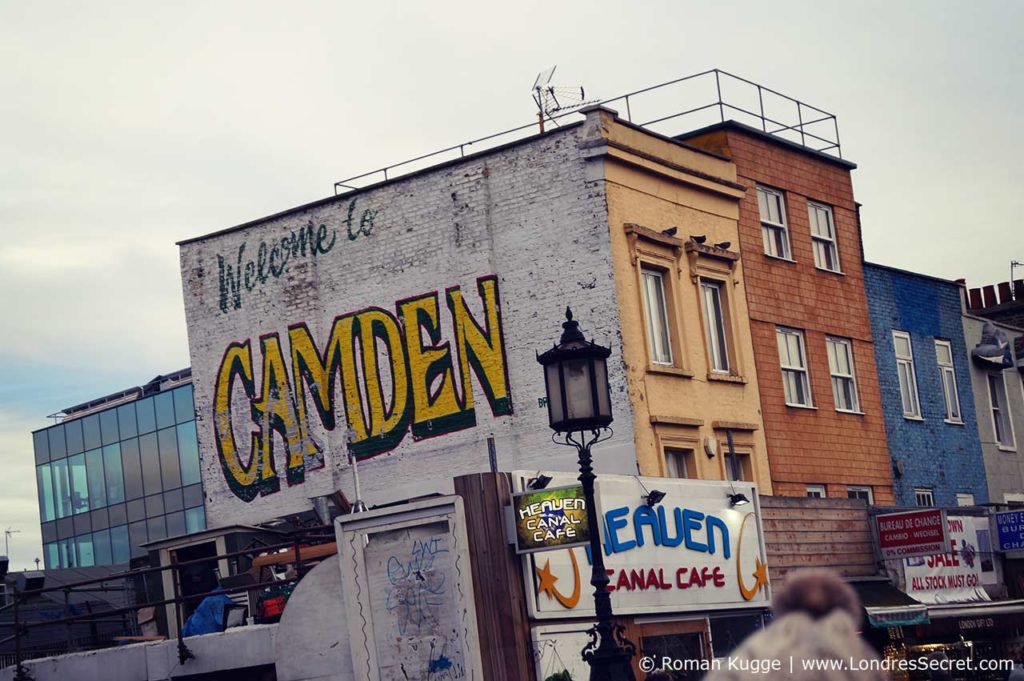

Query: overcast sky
<box><xmin>1</xmin><ymin>0</ymin><xmax>1021</xmax><ymax>570</ymax></box>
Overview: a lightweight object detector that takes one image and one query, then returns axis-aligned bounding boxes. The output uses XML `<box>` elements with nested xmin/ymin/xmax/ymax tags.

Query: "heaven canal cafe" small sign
<box><xmin>512</xmin><ymin>485</ymin><xmax>590</xmax><ymax>554</ymax></box>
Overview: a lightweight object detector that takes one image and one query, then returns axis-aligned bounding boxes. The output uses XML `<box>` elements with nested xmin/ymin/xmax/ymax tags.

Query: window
<box><xmin>139</xmin><ymin>433</ymin><xmax>162</xmax><ymax>496</ymax></box>
<box><xmin>185</xmin><ymin>507</ymin><xmax>207</xmax><ymax>534</ymax></box>
<box><xmin>110</xmin><ymin>525</ymin><xmax>131</xmax><ymax>564</ymax></box>
<box><xmin>173</xmin><ymin>385</ymin><xmax>195</xmax><ymax>425</ymax></box>
<box><xmin>726</xmin><ymin>451</ymin><xmax>752</xmax><ymax>482</ymax></box>
<box><xmin>76</xmin><ymin>535</ymin><xmax>95</xmax><ymax>567</ymax></box>
<box><xmin>92</xmin><ymin>529</ymin><xmax>113</xmax><ymax>565</ymax></box>
<box><xmin>33</xmin><ymin>430</ymin><xmax>49</xmax><ymax>465</ymax></box>
<box><xmin>37</xmin><ymin>464</ymin><xmax>55</xmax><ymax>522</ymax></box>
<box><xmin>777</xmin><ymin>327</ymin><xmax>813</xmax><ymax>407</ymax></box>
<box><xmin>44</xmin><ymin>542</ymin><xmax>59</xmax><ymax>569</ymax></box>
<box><xmin>664</xmin><ymin>448</ymin><xmax>695</xmax><ymax>479</ymax></box>
<box><xmin>757</xmin><ymin>186</ymin><xmax>791</xmax><ymax>259</ymax></box>
<box><xmin>641</xmin><ymin>267</ymin><xmax>673</xmax><ymax>365</ymax></box>
<box><xmin>847</xmin><ymin>486</ymin><xmax>873</xmax><ymax>504</ymax></box>
<box><xmin>51</xmin><ymin>458</ymin><xmax>72</xmax><ymax>519</ymax></box>
<box><xmin>85</xmin><ymin>448</ymin><xmax>107</xmax><ymax>509</ymax></box>
<box><xmin>915</xmin><ymin>488</ymin><xmax>935</xmax><ymax>507</ymax></box>
<box><xmin>69</xmin><ymin>453</ymin><xmax>89</xmax><ymax>514</ymax></box>
<box><xmin>956</xmin><ymin>493</ymin><xmax>975</xmax><ymax>507</ymax></box>
<box><xmin>935</xmin><ymin>340</ymin><xmax>962</xmax><ymax>422</ymax></box>
<box><xmin>178</xmin><ymin>422</ymin><xmax>202</xmax><ymax>486</ymax></box>
<box><xmin>103</xmin><ymin>444</ymin><xmax>125</xmax><ymax>505</ymax></box>
<box><xmin>893</xmin><ymin>331</ymin><xmax>921</xmax><ymax>418</ymax></box>
<box><xmin>158</xmin><ymin>427</ymin><xmax>182</xmax><ymax>489</ymax></box>
<box><xmin>826</xmin><ymin>337</ymin><xmax>860</xmax><ymax>412</ymax></box>
<box><xmin>711</xmin><ymin>614</ymin><xmax>765</xmax><ymax>658</ymax></box>
<box><xmin>989</xmin><ymin>373</ymin><xmax>1016</xmax><ymax>449</ymax></box>
<box><xmin>806</xmin><ymin>484</ymin><xmax>826</xmax><ymax>498</ymax></box>
<box><xmin>808</xmin><ymin>201</ymin><xmax>840</xmax><ymax>272</ymax></box>
<box><xmin>700</xmin><ymin>280</ymin><xmax>730</xmax><ymax>373</ymax></box>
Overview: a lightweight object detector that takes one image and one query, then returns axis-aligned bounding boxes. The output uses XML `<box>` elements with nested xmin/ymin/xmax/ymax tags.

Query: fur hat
<box><xmin>704</xmin><ymin>570</ymin><xmax>886</xmax><ymax>681</ymax></box>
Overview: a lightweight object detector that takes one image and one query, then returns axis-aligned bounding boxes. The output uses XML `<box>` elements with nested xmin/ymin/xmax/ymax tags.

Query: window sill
<box><xmin>764</xmin><ymin>254</ymin><xmax>797</xmax><ymax>264</ymax></box>
<box><xmin>836</xmin><ymin>409</ymin><xmax>865</xmax><ymax>416</ymax></box>
<box><xmin>903</xmin><ymin>415</ymin><xmax>924</xmax><ymax>422</ymax></box>
<box><xmin>944</xmin><ymin>419</ymin><xmax>965</xmax><ymax>426</ymax></box>
<box><xmin>785</xmin><ymin>403</ymin><xmax>817</xmax><ymax>410</ymax></box>
<box><xmin>647</xmin><ymin>365</ymin><xmax>694</xmax><ymax>378</ymax></box>
<box><xmin>814</xmin><ymin>266</ymin><xmax>845</xmax><ymax>276</ymax></box>
<box><xmin>707</xmin><ymin>373</ymin><xmax>746</xmax><ymax>384</ymax></box>
<box><xmin>998</xmin><ymin>445</ymin><xmax>1018</xmax><ymax>453</ymax></box>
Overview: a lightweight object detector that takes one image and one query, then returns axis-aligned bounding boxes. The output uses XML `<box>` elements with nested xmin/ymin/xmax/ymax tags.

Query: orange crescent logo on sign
<box><xmin>736</xmin><ymin>511</ymin><xmax>770</xmax><ymax>601</ymax></box>
<box><xmin>535</xmin><ymin>547</ymin><xmax>582</xmax><ymax>609</ymax></box>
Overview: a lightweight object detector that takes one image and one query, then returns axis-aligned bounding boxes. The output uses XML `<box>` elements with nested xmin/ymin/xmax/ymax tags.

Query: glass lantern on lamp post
<box><xmin>536</xmin><ymin>307</ymin><xmax>636</xmax><ymax>681</ymax></box>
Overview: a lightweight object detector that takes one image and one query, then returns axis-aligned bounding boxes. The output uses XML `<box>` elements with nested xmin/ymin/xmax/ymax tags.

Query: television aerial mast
<box><xmin>4</xmin><ymin>528</ymin><xmax>20</xmax><ymax>557</ymax></box>
<box><xmin>532</xmin><ymin>66</ymin><xmax>592</xmax><ymax>133</ymax></box>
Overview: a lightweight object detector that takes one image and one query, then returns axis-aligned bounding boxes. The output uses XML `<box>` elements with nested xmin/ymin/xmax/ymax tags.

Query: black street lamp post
<box><xmin>537</xmin><ymin>308</ymin><xmax>637</xmax><ymax>681</ymax></box>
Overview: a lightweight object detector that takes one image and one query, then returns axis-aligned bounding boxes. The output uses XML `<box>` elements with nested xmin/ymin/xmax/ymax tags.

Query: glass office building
<box><xmin>32</xmin><ymin>370</ymin><xmax>206</xmax><ymax>568</ymax></box>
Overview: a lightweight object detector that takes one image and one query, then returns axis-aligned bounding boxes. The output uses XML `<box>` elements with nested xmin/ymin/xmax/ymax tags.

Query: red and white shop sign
<box><xmin>876</xmin><ymin>509</ymin><xmax>948</xmax><ymax>560</ymax></box>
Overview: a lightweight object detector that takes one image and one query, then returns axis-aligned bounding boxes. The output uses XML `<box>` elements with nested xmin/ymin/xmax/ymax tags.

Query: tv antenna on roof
<box><xmin>532</xmin><ymin>66</ymin><xmax>592</xmax><ymax>133</ymax></box>
<box><xmin>4</xmin><ymin>528</ymin><xmax>20</xmax><ymax>557</ymax></box>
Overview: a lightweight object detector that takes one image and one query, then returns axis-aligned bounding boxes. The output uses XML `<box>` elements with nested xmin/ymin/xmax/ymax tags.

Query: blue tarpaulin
<box><xmin>181</xmin><ymin>590</ymin><xmax>234</xmax><ymax>637</ymax></box>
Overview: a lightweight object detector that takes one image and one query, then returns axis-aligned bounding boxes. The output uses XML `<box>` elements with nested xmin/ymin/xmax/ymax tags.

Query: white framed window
<box><xmin>808</xmin><ymin>201</ymin><xmax>841</xmax><ymax>272</ymax></box>
<box><xmin>806</xmin><ymin>484</ymin><xmax>826</xmax><ymax>499</ymax></box>
<box><xmin>893</xmin><ymin>331</ymin><xmax>921</xmax><ymax>418</ymax></box>
<box><xmin>934</xmin><ymin>340</ymin><xmax>962</xmax><ymax>423</ymax></box>
<box><xmin>777</xmin><ymin>327</ymin><xmax>813</xmax><ymax>407</ymax></box>
<box><xmin>847</xmin><ymin>486</ymin><xmax>873</xmax><ymax>504</ymax></box>
<box><xmin>915</xmin><ymin>488</ymin><xmax>935</xmax><ymax>507</ymax></box>
<box><xmin>641</xmin><ymin>267</ymin><xmax>673</xmax><ymax>365</ymax></box>
<box><xmin>826</xmin><ymin>336</ymin><xmax>860</xmax><ymax>412</ymax></box>
<box><xmin>989</xmin><ymin>372</ymin><xmax>1016</xmax><ymax>449</ymax></box>
<box><xmin>700</xmin><ymin>279</ymin><xmax>730</xmax><ymax>373</ymax></box>
<box><xmin>664</xmin><ymin>448</ymin><xmax>695</xmax><ymax>479</ymax></box>
<box><xmin>757</xmin><ymin>186</ymin><xmax>791</xmax><ymax>260</ymax></box>
<box><xmin>955</xmin><ymin>493</ymin><xmax>975</xmax><ymax>507</ymax></box>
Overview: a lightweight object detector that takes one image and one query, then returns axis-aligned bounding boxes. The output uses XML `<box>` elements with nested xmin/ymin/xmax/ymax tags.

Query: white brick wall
<box><xmin>179</xmin><ymin>123</ymin><xmax>638</xmax><ymax>527</ymax></box>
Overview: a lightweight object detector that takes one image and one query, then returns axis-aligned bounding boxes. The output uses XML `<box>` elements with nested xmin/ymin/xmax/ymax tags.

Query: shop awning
<box><xmin>927</xmin><ymin>599</ymin><xmax>1024</xmax><ymax>619</ymax></box>
<box><xmin>850</xmin><ymin>579</ymin><xmax>930</xmax><ymax>628</ymax></box>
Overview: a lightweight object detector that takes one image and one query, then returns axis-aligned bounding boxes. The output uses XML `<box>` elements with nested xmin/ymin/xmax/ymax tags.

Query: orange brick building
<box><xmin>681</xmin><ymin>122</ymin><xmax>895</xmax><ymax>504</ymax></box>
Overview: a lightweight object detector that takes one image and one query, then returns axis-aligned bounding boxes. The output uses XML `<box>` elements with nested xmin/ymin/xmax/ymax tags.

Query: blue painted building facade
<box><xmin>863</xmin><ymin>263</ymin><xmax>988</xmax><ymax>506</ymax></box>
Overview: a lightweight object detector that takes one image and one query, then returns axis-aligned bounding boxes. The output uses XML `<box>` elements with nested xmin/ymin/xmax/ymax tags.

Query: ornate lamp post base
<box><xmin>583</xmin><ymin>621</ymin><xmax>637</xmax><ymax>681</ymax></box>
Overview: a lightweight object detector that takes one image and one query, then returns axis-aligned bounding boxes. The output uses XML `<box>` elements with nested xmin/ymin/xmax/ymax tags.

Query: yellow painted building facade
<box><xmin>582</xmin><ymin>107</ymin><xmax>773</xmax><ymax>493</ymax></box>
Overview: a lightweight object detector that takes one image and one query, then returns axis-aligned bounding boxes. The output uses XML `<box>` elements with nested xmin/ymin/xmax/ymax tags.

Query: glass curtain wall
<box><xmin>34</xmin><ymin>383</ymin><xmax>206</xmax><ymax>568</ymax></box>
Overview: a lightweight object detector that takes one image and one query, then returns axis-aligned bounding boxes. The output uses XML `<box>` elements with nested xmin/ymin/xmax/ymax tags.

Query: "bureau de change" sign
<box><xmin>876</xmin><ymin>509</ymin><xmax>948</xmax><ymax>560</ymax></box>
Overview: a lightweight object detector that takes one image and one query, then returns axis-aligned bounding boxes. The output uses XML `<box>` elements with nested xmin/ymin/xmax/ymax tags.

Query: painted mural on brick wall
<box><xmin>216</xmin><ymin>198</ymin><xmax>379</xmax><ymax>314</ymax></box>
<box><xmin>212</xmin><ymin>273</ymin><xmax>512</xmax><ymax>502</ymax></box>
<box><xmin>181</xmin><ymin>128</ymin><xmax>635</xmax><ymax>525</ymax></box>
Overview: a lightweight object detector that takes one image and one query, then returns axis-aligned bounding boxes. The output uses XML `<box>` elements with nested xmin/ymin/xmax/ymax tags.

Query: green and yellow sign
<box><xmin>513</xmin><ymin>485</ymin><xmax>590</xmax><ymax>554</ymax></box>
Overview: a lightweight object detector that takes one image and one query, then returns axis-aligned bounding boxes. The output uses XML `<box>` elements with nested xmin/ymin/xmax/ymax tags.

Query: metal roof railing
<box><xmin>333</xmin><ymin>68</ymin><xmax>842</xmax><ymax>194</ymax></box>
<box><xmin>0</xmin><ymin>525</ymin><xmax>336</xmax><ymax>679</ymax></box>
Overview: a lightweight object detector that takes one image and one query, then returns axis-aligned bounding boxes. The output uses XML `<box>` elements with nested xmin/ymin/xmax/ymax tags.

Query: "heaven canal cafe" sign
<box><xmin>513</xmin><ymin>473</ymin><xmax>770</xmax><ymax>618</ymax></box>
<box><xmin>512</xmin><ymin>485</ymin><xmax>590</xmax><ymax>554</ymax></box>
